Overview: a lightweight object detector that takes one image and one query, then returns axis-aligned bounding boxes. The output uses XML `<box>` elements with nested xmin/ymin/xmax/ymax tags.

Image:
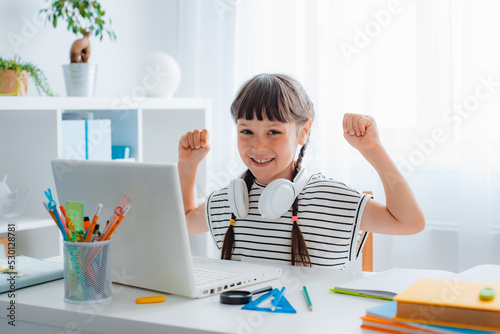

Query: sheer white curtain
<box><xmin>231</xmin><ymin>0</ymin><xmax>500</xmax><ymax>271</ymax></box>
<box><xmin>178</xmin><ymin>0</ymin><xmax>500</xmax><ymax>269</ymax></box>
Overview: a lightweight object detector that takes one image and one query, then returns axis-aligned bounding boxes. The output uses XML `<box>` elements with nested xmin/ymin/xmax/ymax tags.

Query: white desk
<box><xmin>0</xmin><ymin>265</ymin><xmax>382</xmax><ymax>333</ymax></box>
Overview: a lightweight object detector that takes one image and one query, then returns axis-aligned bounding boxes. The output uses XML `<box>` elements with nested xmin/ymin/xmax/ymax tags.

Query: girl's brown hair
<box><xmin>221</xmin><ymin>73</ymin><xmax>314</xmax><ymax>266</ymax></box>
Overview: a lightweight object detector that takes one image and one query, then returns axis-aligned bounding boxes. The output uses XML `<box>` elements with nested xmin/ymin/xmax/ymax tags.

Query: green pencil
<box><xmin>303</xmin><ymin>286</ymin><xmax>313</xmax><ymax>311</ymax></box>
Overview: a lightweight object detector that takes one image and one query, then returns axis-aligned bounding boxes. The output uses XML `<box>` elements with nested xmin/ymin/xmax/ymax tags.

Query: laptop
<box><xmin>51</xmin><ymin>159</ymin><xmax>282</xmax><ymax>298</ymax></box>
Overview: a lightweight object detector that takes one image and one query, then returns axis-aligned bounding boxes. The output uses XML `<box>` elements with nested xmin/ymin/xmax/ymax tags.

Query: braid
<box><xmin>290</xmin><ymin>143</ymin><xmax>312</xmax><ymax>266</ymax></box>
<box><xmin>221</xmin><ymin>170</ymin><xmax>255</xmax><ymax>260</ymax></box>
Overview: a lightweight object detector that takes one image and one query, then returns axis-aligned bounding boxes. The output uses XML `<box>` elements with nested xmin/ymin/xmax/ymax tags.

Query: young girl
<box><xmin>178</xmin><ymin>73</ymin><xmax>425</xmax><ymax>268</ymax></box>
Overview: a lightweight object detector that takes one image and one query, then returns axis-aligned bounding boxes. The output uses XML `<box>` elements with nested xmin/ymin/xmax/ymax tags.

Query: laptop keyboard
<box><xmin>193</xmin><ymin>267</ymin><xmax>239</xmax><ymax>285</ymax></box>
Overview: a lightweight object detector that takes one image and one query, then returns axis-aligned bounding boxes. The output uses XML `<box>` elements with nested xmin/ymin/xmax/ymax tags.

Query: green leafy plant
<box><xmin>0</xmin><ymin>56</ymin><xmax>55</xmax><ymax>96</ymax></box>
<box><xmin>41</xmin><ymin>1</ymin><xmax>116</xmax><ymax>63</ymax></box>
<box><xmin>41</xmin><ymin>0</ymin><xmax>116</xmax><ymax>41</ymax></box>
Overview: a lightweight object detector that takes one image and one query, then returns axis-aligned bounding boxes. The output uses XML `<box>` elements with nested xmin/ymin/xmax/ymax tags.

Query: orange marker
<box><xmin>59</xmin><ymin>205</ymin><xmax>68</xmax><ymax>228</ymax></box>
<box><xmin>84</xmin><ymin>217</ymin><xmax>90</xmax><ymax>232</ymax></box>
<box><xmin>85</xmin><ymin>203</ymin><xmax>103</xmax><ymax>242</ymax></box>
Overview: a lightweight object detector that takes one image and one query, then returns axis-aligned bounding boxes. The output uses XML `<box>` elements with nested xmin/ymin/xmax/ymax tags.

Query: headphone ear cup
<box><xmin>227</xmin><ymin>179</ymin><xmax>249</xmax><ymax>218</ymax></box>
<box><xmin>258</xmin><ymin>180</ymin><xmax>296</xmax><ymax>220</ymax></box>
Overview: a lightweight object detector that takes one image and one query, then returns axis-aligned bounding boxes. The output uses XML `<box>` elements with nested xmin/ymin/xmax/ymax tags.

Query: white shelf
<box><xmin>0</xmin><ymin>97</ymin><xmax>211</xmax><ymax>259</ymax></box>
<box><xmin>0</xmin><ymin>218</ymin><xmax>55</xmax><ymax>234</ymax></box>
<box><xmin>0</xmin><ymin>96</ymin><xmax>209</xmax><ymax>110</ymax></box>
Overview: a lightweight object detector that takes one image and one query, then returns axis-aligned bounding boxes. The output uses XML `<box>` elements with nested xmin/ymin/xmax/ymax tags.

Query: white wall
<box><xmin>0</xmin><ymin>0</ymin><xmax>180</xmax><ymax>97</ymax></box>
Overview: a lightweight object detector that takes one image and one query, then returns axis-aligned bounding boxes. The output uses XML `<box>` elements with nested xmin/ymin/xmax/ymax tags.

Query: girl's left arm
<box><xmin>342</xmin><ymin>113</ymin><xmax>425</xmax><ymax>235</ymax></box>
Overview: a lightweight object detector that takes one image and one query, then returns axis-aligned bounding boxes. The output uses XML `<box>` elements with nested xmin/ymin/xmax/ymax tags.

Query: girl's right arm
<box><xmin>178</xmin><ymin>129</ymin><xmax>210</xmax><ymax>235</ymax></box>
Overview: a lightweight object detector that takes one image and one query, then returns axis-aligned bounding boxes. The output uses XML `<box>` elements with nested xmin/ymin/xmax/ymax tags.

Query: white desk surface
<box><xmin>0</xmin><ymin>264</ymin><xmax>383</xmax><ymax>334</ymax></box>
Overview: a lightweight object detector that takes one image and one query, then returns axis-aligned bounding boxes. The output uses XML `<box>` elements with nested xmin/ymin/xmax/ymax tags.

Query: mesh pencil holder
<box><xmin>63</xmin><ymin>240</ymin><xmax>112</xmax><ymax>304</ymax></box>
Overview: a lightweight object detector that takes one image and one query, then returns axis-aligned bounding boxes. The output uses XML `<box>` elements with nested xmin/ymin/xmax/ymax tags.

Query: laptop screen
<box><xmin>51</xmin><ymin>159</ymin><xmax>198</xmax><ymax>295</ymax></box>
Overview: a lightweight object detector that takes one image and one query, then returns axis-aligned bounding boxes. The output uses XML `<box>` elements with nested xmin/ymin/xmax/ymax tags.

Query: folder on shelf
<box><xmin>86</xmin><ymin>120</ymin><xmax>112</xmax><ymax>160</ymax></box>
<box><xmin>0</xmin><ymin>256</ymin><xmax>63</xmax><ymax>293</ymax></box>
<box><xmin>61</xmin><ymin>119</ymin><xmax>112</xmax><ymax>160</ymax></box>
<box><xmin>61</xmin><ymin>119</ymin><xmax>86</xmax><ymax>160</ymax></box>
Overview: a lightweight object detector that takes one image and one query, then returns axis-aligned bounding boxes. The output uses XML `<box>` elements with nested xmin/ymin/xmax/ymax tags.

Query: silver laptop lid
<box><xmin>52</xmin><ymin>159</ymin><xmax>197</xmax><ymax>296</ymax></box>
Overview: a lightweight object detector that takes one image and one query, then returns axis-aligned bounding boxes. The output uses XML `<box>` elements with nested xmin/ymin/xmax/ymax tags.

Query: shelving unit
<box><xmin>0</xmin><ymin>97</ymin><xmax>212</xmax><ymax>259</ymax></box>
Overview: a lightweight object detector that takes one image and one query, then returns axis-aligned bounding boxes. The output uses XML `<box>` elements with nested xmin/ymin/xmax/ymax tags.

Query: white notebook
<box><xmin>332</xmin><ymin>264</ymin><xmax>500</xmax><ymax>299</ymax></box>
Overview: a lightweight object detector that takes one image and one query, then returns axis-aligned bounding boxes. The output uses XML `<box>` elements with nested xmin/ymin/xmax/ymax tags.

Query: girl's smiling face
<box><xmin>237</xmin><ymin>116</ymin><xmax>311</xmax><ymax>185</ymax></box>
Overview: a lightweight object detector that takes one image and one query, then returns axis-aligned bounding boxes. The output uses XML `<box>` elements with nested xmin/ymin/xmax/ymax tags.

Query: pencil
<box><xmin>303</xmin><ymin>286</ymin><xmax>313</xmax><ymax>311</ymax></box>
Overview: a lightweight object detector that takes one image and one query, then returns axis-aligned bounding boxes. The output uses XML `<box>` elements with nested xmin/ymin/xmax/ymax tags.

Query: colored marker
<box><xmin>85</xmin><ymin>203</ymin><xmax>102</xmax><ymax>242</ymax></box>
<box><xmin>90</xmin><ymin>224</ymin><xmax>100</xmax><ymax>242</ymax></box>
<box><xmin>84</xmin><ymin>216</ymin><xmax>90</xmax><ymax>232</ymax></box>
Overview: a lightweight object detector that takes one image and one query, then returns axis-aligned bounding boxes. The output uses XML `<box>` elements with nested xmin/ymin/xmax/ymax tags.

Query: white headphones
<box><xmin>227</xmin><ymin>168</ymin><xmax>308</xmax><ymax>220</ymax></box>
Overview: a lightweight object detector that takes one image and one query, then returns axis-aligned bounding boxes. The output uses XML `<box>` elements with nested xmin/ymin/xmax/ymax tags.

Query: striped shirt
<box><xmin>205</xmin><ymin>173</ymin><xmax>371</xmax><ymax>268</ymax></box>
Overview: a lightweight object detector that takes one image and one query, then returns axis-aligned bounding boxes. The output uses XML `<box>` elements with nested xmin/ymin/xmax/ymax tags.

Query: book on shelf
<box><xmin>331</xmin><ymin>264</ymin><xmax>500</xmax><ymax>300</ymax></box>
<box><xmin>0</xmin><ymin>256</ymin><xmax>63</xmax><ymax>293</ymax></box>
<box><xmin>393</xmin><ymin>278</ymin><xmax>500</xmax><ymax>332</ymax></box>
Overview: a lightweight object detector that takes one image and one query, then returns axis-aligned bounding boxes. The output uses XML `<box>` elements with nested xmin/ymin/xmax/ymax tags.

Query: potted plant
<box><xmin>41</xmin><ymin>0</ymin><xmax>116</xmax><ymax>96</ymax></box>
<box><xmin>0</xmin><ymin>56</ymin><xmax>55</xmax><ymax>96</ymax></box>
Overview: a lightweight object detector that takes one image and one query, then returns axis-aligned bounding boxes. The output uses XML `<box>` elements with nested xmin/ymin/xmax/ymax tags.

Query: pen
<box><xmin>60</xmin><ymin>204</ymin><xmax>76</xmax><ymax>239</ymax></box>
<box><xmin>44</xmin><ymin>189</ymin><xmax>69</xmax><ymax>241</ymax></box>
<box><xmin>44</xmin><ymin>202</ymin><xmax>66</xmax><ymax>240</ymax></box>
<box><xmin>303</xmin><ymin>286</ymin><xmax>313</xmax><ymax>311</ymax></box>
<box><xmin>271</xmin><ymin>286</ymin><xmax>286</xmax><ymax>311</ymax></box>
<box><xmin>90</xmin><ymin>224</ymin><xmax>100</xmax><ymax>242</ymax></box>
<box><xmin>59</xmin><ymin>205</ymin><xmax>73</xmax><ymax>240</ymax></box>
<box><xmin>104</xmin><ymin>196</ymin><xmax>130</xmax><ymax>236</ymax></box>
<box><xmin>102</xmin><ymin>204</ymin><xmax>131</xmax><ymax>241</ymax></box>
<box><xmin>58</xmin><ymin>205</ymin><xmax>67</xmax><ymax>228</ymax></box>
<box><xmin>85</xmin><ymin>203</ymin><xmax>102</xmax><ymax>242</ymax></box>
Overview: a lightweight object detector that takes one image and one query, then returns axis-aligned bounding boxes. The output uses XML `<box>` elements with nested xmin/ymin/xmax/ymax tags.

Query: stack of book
<box><xmin>360</xmin><ymin>279</ymin><xmax>500</xmax><ymax>334</ymax></box>
<box><xmin>0</xmin><ymin>256</ymin><xmax>63</xmax><ymax>293</ymax></box>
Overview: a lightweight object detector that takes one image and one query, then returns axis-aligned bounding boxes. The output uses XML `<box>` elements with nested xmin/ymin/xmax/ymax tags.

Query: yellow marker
<box><xmin>135</xmin><ymin>296</ymin><xmax>166</xmax><ymax>304</ymax></box>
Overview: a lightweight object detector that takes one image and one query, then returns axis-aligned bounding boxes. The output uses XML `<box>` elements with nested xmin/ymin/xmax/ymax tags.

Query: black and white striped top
<box><xmin>205</xmin><ymin>173</ymin><xmax>371</xmax><ymax>268</ymax></box>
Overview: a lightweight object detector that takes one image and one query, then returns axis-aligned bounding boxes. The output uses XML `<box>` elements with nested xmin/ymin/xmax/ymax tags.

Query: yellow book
<box><xmin>394</xmin><ymin>278</ymin><xmax>500</xmax><ymax>332</ymax></box>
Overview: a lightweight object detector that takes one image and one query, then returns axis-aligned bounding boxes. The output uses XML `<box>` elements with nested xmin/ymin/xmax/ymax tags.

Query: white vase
<box><xmin>63</xmin><ymin>63</ymin><xmax>98</xmax><ymax>97</ymax></box>
<box><xmin>136</xmin><ymin>53</ymin><xmax>181</xmax><ymax>98</ymax></box>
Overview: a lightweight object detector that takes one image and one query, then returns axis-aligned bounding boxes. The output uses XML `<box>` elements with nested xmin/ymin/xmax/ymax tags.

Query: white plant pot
<box><xmin>63</xmin><ymin>63</ymin><xmax>98</xmax><ymax>97</ymax></box>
